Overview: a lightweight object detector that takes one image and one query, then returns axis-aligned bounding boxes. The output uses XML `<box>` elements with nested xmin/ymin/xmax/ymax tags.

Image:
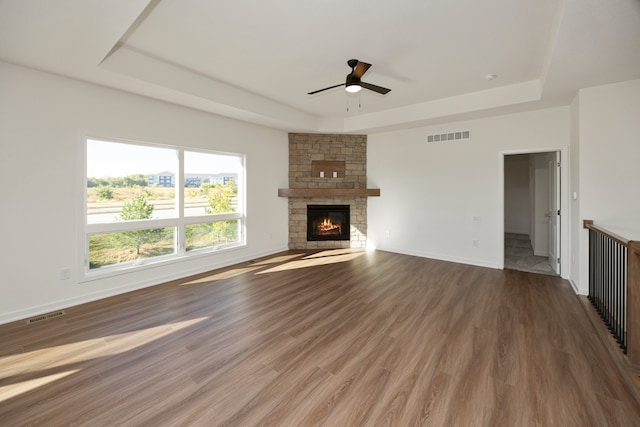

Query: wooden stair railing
<box><xmin>584</xmin><ymin>220</ymin><xmax>640</xmax><ymax>366</ymax></box>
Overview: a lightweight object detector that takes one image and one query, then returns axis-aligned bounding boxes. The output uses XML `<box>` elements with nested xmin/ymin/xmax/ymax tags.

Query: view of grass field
<box><xmin>89</xmin><ymin>228</ymin><xmax>175</xmax><ymax>269</ymax></box>
<box><xmin>87</xmin><ymin>181</ymin><xmax>239</xmax><ymax>269</ymax></box>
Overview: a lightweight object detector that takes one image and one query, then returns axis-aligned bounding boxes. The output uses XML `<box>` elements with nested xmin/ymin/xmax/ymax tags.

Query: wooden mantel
<box><xmin>278</xmin><ymin>188</ymin><xmax>380</xmax><ymax>198</ymax></box>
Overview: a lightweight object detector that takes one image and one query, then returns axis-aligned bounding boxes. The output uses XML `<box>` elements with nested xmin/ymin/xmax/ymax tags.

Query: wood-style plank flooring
<box><xmin>1</xmin><ymin>249</ymin><xmax>640</xmax><ymax>426</ymax></box>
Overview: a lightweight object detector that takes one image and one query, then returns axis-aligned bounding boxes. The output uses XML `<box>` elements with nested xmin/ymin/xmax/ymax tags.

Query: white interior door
<box><xmin>548</xmin><ymin>152</ymin><xmax>560</xmax><ymax>274</ymax></box>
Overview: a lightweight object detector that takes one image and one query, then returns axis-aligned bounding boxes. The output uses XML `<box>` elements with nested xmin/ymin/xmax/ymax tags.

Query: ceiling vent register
<box><xmin>426</xmin><ymin>131</ymin><xmax>470</xmax><ymax>143</ymax></box>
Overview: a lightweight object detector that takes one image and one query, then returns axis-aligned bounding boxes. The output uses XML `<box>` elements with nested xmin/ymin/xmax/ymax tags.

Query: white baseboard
<box><xmin>0</xmin><ymin>246</ymin><xmax>289</xmax><ymax>326</ymax></box>
<box><xmin>568</xmin><ymin>276</ymin><xmax>588</xmax><ymax>295</ymax></box>
<box><xmin>379</xmin><ymin>246</ymin><xmax>501</xmax><ymax>270</ymax></box>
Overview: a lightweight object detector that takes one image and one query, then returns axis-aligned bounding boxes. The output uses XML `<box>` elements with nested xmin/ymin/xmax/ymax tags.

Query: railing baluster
<box><xmin>616</xmin><ymin>242</ymin><xmax>620</xmax><ymax>343</ymax></box>
<box><xmin>604</xmin><ymin>237</ymin><xmax>607</xmax><ymax>318</ymax></box>
<box><xmin>623</xmin><ymin>245</ymin><xmax>628</xmax><ymax>353</ymax></box>
<box><xmin>584</xmin><ymin>221</ymin><xmax>633</xmax><ymax>355</ymax></box>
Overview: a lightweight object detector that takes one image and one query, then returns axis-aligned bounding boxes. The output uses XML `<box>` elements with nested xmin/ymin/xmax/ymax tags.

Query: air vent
<box><xmin>27</xmin><ymin>310</ymin><xmax>66</xmax><ymax>324</ymax></box>
<box><xmin>426</xmin><ymin>130</ymin><xmax>470</xmax><ymax>144</ymax></box>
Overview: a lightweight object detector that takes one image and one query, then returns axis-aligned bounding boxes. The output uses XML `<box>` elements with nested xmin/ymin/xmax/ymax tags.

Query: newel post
<box><xmin>627</xmin><ymin>241</ymin><xmax>640</xmax><ymax>366</ymax></box>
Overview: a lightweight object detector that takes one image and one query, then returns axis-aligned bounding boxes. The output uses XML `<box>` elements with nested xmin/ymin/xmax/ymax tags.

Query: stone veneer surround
<box><xmin>287</xmin><ymin>133</ymin><xmax>368</xmax><ymax>249</ymax></box>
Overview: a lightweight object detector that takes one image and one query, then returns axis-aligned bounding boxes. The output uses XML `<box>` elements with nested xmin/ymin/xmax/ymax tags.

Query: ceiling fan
<box><xmin>308</xmin><ymin>59</ymin><xmax>391</xmax><ymax>95</ymax></box>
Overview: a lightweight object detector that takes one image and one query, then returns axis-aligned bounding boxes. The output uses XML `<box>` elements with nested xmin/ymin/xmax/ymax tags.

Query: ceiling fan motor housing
<box><xmin>346</xmin><ymin>73</ymin><xmax>361</xmax><ymax>90</ymax></box>
<box><xmin>307</xmin><ymin>59</ymin><xmax>390</xmax><ymax>95</ymax></box>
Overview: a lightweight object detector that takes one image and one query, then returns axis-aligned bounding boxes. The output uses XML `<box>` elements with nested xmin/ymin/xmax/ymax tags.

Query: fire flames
<box><xmin>318</xmin><ymin>218</ymin><xmax>342</xmax><ymax>234</ymax></box>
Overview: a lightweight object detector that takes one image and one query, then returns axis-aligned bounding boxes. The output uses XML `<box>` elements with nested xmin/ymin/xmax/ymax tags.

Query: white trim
<box><xmin>499</xmin><ymin>146</ymin><xmax>570</xmax><ymax>279</ymax></box>
<box><xmin>79</xmin><ymin>133</ymin><xmax>247</xmax><ymax>281</ymax></box>
<box><xmin>79</xmin><ymin>238</ymin><xmax>242</xmax><ymax>283</ymax></box>
<box><xmin>568</xmin><ymin>276</ymin><xmax>583</xmax><ymax>295</ymax></box>
<box><xmin>177</xmin><ymin>149</ymin><xmax>185</xmax><ymax>252</ymax></box>
<box><xmin>77</xmin><ymin>130</ymin><xmax>89</xmax><ymax>285</ymax></box>
<box><xmin>380</xmin><ymin>247</ymin><xmax>501</xmax><ymax>270</ymax></box>
<box><xmin>87</xmin><ymin>212</ymin><xmax>243</xmax><ymax>234</ymax></box>
<box><xmin>0</xmin><ymin>246</ymin><xmax>289</xmax><ymax>326</ymax></box>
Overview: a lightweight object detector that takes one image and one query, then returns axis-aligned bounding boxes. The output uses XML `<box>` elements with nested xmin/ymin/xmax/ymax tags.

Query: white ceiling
<box><xmin>1</xmin><ymin>0</ymin><xmax>639</xmax><ymax>133</ymax></box>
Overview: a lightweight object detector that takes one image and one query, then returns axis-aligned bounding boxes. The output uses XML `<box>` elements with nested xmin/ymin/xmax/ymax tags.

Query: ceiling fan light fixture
<box><xmin>307</xmin><ymin>59</ymin><xmax>391</xmax><ymax>96</ymax></box>
<box><xmin>345</xmin><ymin>83</ymin><xmax>361</xmax><ymax>93</ymax></box>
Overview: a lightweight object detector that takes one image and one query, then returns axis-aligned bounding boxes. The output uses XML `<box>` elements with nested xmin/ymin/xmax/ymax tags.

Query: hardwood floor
<box><xmin>1</xmin><ymin>249</ymin><xmax>639</xmax><ymax>426</ymax></box>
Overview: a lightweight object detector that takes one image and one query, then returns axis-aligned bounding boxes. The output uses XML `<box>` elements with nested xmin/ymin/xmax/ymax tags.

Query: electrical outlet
<box><xmin>385</xmin><ymin>230</ymin><xmax>390</xmax><ymax>238</ymax></box>
<box><xmin>472</xmin><ymin>240</ymin><xmax>479</xmax><ymax>248</ymax></box>
<box><xmin>60</xmin><ymin>268</ymin><xmax>71</xmax><ymax>280</ymax></box>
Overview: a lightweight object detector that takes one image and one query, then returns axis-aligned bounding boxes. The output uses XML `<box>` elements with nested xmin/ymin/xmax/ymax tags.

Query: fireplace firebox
<box><xmin>307</xmin><ymin>205</ymin><xmax>350</xmax><ymax>241</ymax></box>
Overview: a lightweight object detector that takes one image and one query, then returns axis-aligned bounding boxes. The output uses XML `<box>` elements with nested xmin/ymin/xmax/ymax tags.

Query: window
<box><xmin>85</xmin><ymin>138</ymin><xmax>244</xmax><ymax>275</ymax></box>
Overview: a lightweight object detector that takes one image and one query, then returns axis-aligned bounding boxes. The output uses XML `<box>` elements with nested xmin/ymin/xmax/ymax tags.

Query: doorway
<box><xmin>503</xmin><ymin>152</ymin><xmax>560</xmax><ymax>275</ymax></box>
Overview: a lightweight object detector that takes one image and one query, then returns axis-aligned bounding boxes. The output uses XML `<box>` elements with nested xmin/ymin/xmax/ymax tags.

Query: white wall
<box><xmin>504</xmin><ymin>154</ymin><xmax>530</xmax><ymax>235</ymax></box>
<box><xmin>576</xmin><ymin>79</ymin><xmax>640</xmax><ymax>293</ymax></box>
<box><xmin>0</xmin><ymin>61</ymin><xmax>289</xmax><ymax>324</ymax></box>
<box><xmin>2</xmin><ymin>60</ymin><xmax>636</xmax><ymax>321</ymax></box>
<box><xmin>367</xmin><ymin>107</ymin><xmax>570</xmax><ymax>270</ymax></box>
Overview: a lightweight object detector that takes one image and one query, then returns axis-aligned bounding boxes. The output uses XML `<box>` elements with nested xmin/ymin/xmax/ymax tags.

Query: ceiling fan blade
<box><xmin>360</xmin><ymin>81</ymin><xmax>391</xmax><ymax>95</ymax></box>
<box><xmin>307</xmin><ymin>83</ymin><xmax>345</xmax><ymax>95</ymax></box>
<box><xmin>352</xmin><ymin>61</ymin><xmax>371</xmax><ymax>79</ymax></box>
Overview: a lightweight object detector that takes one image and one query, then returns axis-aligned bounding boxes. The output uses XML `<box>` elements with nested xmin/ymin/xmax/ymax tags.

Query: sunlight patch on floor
<box><xmin>0</xmin><ymin>317</ymin><xmax>208</xmax><ymax>398</ymax></box>
<box><xmin>0</xmin><ymin>369</ymin><xmax>80</xmax><ymax>403</ymax></box>
<box><xmin>181</xmin><ymin>267</ymin><xmax>264</xmax><ymax>285</ymax></box>
<box><xmin>302</xmin><ymin>248</ymin><xmax>365</xmax><ymax>259</ymax></box>
<box><xmin>256</xmin><ymin>250</ymin><xmax>366</xmax><ymax>274</ymax></box>
<box><xmin>251</xmin><ymin>253</ymin><xmax>307</xmax><ymax>265</ymax></box>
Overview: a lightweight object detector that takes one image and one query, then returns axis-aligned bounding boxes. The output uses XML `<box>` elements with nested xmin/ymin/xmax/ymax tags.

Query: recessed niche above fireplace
<box><xmin>307</xmin><ymin>205</ymin><xmax>350</xmax><ymax>241</ymax></box>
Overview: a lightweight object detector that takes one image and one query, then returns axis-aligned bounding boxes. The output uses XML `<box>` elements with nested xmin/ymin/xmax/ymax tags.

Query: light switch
<box><xmin>333</xmin><ymin>171</ymin><xmax>338</xmax><ymax>178</ymax></box>
<box><xmin>320</xmin><ymin>171</ymin><xmax>324</xmax><ymax>178</ymax></box>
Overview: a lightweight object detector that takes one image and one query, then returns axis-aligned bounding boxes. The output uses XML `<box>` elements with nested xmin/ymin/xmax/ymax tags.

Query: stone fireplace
<box><xmin>279</xmin><ymin>133</ymin><xmax>379</xmax><ymax>250</ymax></box>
